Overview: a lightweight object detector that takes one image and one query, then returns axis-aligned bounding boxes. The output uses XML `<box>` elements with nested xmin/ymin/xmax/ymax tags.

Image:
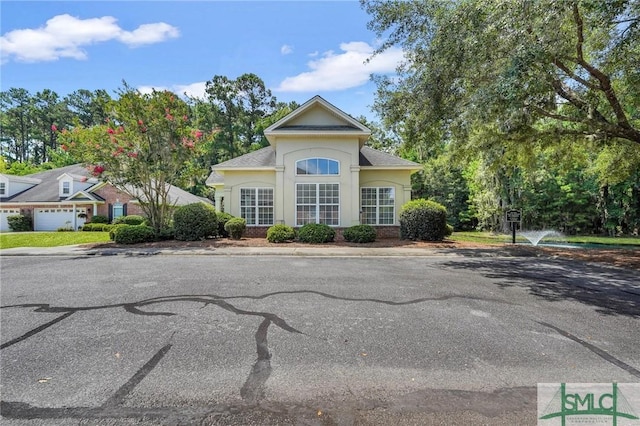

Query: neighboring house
<box><xmin>0</xmin><ymin>164</ymin><xmax>207</xmax><ymax>231</ymax></box>
<box><xmin>206</xmin><ymin>96</ymin><xmax>421</xmax><ymax>237</ymax></box>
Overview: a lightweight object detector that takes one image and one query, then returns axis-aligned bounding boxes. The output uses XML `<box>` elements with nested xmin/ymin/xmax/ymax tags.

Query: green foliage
<box><xmin>109</xmin><ymin>224</ymin><xmax>126</xmax><ymax>241</ymax></box>
<box><xmin>112</xmin><ymin>224</ymin><xmax>155</xmax><ymax>244</ymax></box>
<box><xmin>59</xmin><ymin>86</ymin><xmax>213</xmax><ymax>234</ymax></box>
<box><xmin>81</xmin><ymin>223</ymin><xmax>114</xmax><ymax>232</ymax></box>
<box><xmin>173</xmin><ymin>203</ymin><xmax>217</xmax><ymax>241</ymax></box>
<box><xmin>224</xmin><ymin>217</ymin><xmax>247</xmax><ymax>240</ymax></box>
<box><xmin>113</xmin><ymin>215</ymin><xmax>146</xmax><ymax>226</ymax></box>
<box><xmin>266</xmin><ymin>224</ymin><xmax>296</xmax><ymax>243</ymax></box>
<box><xmin>400</xmin><ymin>199</ymin><xmax>449</xmax><ymax>241</ymax></box>
<box><xmin>297</xmin><ymin>223</ymin><xmax>336</xmax><ymax>244</ymax></box>
<box><xmin>156</xmin><ymin>226</ymin><xmax>175</xmax><ymax>241</ymax></box>
<box><xmin>7</xmin><ymin>215</ymin><xmax>32</xmax><ymax>232</ymax></box>
<box><xmin>343</xmin><ymin>224</ymin><xmax>377</xmax><ymax>243</ymax></box>
<box><xmin>364</xmin><ymin>0</ymin><xmax>640</xmax><ymax>151</ymax></box>
<box><xmin>56</xmin><ymin>226</ymin><xmax>74</xmax><ymax>232</ymax></box>
<box><xmin>90</xmin><ymin>215</ymin><xmax>109</xmax><ymax>224</ymax></box>
<box><xmin>216</xmin><ymin>212</ymin><xmax>234</xmax><ymax>238</ymax></box>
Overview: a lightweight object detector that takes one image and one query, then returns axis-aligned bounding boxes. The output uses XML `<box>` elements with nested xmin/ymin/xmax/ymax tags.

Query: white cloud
<box><xmin>275</xmin><ymin>41</ymin><xmax>404</xmax><ymax>92</ymax></box>
<box><xmin>137</xmin><ymin>82</ymin><xmax>207</xmax><ymax>99</ymax></box>
<box><xmin>280</xmin><ymin>44</ymin><xmax>293</xmax><ymax>55</ymax></box>
<box><xmin>0</xmin><ymin>14</ymin><xmax>179</xmax><ymax>63</ymax></box>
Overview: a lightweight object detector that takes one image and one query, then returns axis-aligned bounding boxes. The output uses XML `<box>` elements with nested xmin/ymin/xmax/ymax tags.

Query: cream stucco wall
<box><xmin>218</xmin><ymin>170</ymin><xmax>276</xmax><ymax>219</ymax></box>
<box><xmin>276</xmin><ymin>136</ymin><xmax>361</xmax><ymax>226</ymax></box>
<box><xmin>359</xmin><ymin>169</ymin><xmax>414</xmax><ymax>225</ymax></box>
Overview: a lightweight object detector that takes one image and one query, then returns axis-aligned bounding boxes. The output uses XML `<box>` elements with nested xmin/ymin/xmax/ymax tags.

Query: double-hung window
<box><xmin>361</xmin><ymin>187</ymin><xmax>395</xmax><ymax>225</ymax></box>
<box><xmin>240</xmin><ymin>188</ymin><xmax>273</xmax><ymax>226</ymax></box>
<box><xmin>296</xmin><ymin>183</ymin><xmax>339</xmax><ymax>226</ymax></box>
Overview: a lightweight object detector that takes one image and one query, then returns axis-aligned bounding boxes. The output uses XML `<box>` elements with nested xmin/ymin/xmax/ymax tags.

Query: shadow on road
<box><xmin>439</xmin><ymin>256</ymin><xmax>640</xmax><ymax>318</ymax></box>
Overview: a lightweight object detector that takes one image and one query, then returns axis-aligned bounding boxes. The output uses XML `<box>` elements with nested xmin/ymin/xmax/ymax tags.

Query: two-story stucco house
<box><xmin>206</xmin><ymin>96</ymin><xmax>421</xmax><ymax>237</ymax></box>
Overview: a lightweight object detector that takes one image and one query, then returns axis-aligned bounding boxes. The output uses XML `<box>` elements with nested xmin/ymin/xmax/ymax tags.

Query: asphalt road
<box><xmin>1</xmin><ymin>253</ymin><xmax>639</xmax><ymax>425</ymax></box>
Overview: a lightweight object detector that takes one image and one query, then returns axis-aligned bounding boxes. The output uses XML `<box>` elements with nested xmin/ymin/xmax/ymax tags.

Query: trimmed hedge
<box><xmin>343</xmin><ymin>224</ymin><xmax>377</xmax><ymax>243</ymax></box>
<box><xmin>112</xmin><ymin>224</ymin><xmax>155</xmax><ymax>244</ymax></box>
<box><xmin>216</xmin><ymin>212</ymin><xmax>234</xmax><ymax>238</ymax></box>
<box><xmin>113</xmin><ymin>215</ymin><xmax>146</xmax><ymax>226</ymax></box>
<box><xmin>173</xmin><ymin>203</ymin><xmax>217</xmax><ymax>241</ymax></box>
<box><xmin>91</xmin><ymin>215</ymin><xmax>109</xmax><ymax>224</ymax></box>
<box><xmin>82</xmin><ymin>223</ymin><xmax>114</xmax><ymax>232</ymax></box>
<box><xmin>224</xmin><ymin>217</ymin><xmax>246</xmax><ymax>240</ymax></box>
<box><xmin>7</xmin><ymin>215</ymin><xmax>32</xmax><ymax>232</ymax></box>
<box><xmin>109</xmin><ymin>224</ymin><xmax>126</xmax><ymax>241</ymax></box>
<box><xmin>266</xmin><ymin>224</ymin><xmax>296</xmax><ymax>243</ymax></box>
<box><xmin>400</xmin><ymin>199</ymin><xmax>449</xmax><ymax>241</ymax></box>
<box><xmin>297</xmin><ymin>223</ymin><xmax>335</xmax><ymax>244</ymax></box>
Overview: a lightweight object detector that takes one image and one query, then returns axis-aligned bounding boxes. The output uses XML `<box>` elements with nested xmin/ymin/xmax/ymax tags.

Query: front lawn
<box><xmin>450</xmin><ymin>231</ymin><xmax>640</xmax><ymax>246</ymax></box>
<box><xmin>0</xmin><ymin>232</ymin><xmax>111</xmax><ymax>249</ymax></box>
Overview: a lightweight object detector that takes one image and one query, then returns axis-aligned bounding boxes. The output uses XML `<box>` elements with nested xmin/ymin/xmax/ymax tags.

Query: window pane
<box><xmin>318</xmin><ymin>158</ymin><xmax>328</xmax><ymax>174</ymax></box>
<box><xmin>319</xmin><ymin>205</ymin><xmax>339</xmax><ymax>225</ymax></box>
<box><xmin>296</xmin><ymin>159</ymin><xmax>308</xmax><ymax>175</ymax></box>
<box><xmin>240</xmin><ymin>188</ymin><xmax>256</xmax><ymax>207</ymax></box>
<box><xmin>379</xmin><ymin>188</ymin><xmax>395</xmax><ymax>205</ymax></box>
<box><xmin>328</xmin><ymin>160</ymin><xmax>339</xmax><ymax>175</ymax></box>
<box><xmin>361</xmin><ymin>188</ymin><xmax>377</xmax><ymax>206</ymax></box>
<box><xmin>258</xmin><ymin>188</ymin><xmax>273</xmax><ymax>206</ymax></box>
<box><xmin>379</xmin><ymin>206</ymin><xmax>394</xmax><ymax>224</ymax></box>
<box><xmin>241</xmin><ymin>207</ymin><xmax>256</xmax><ymax>225</ymax></box>
<box><xmin>362</xmin><ymin>207</ymin><xmax>377</xmax><ymax>224</ymax></box>
<box><xmin>296</xmin><ymin>205</ymin><xmax>316</xmax><ymax>225</ymax></box>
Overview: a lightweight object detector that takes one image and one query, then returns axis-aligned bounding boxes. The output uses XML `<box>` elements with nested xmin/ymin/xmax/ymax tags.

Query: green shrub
<box><xmin>224</xmin><ymin>217</ymin><xmax>247</xmax><ymax>240</ymax></box>
<box><xmin>113</xmin><ymin>215</ymin><xmax>146</xmax><ymax>226</ymax></box>
<box><xmin>297</xmin><ymin>223</ymin><xmax>335</xmax><ymax>244</ymax></box>
<box><xmin>113</xmin><ymin>224</ymin><xmax>155</xmax><ymax>244</ymax></box>
<box><xmin>109</xmin><ymin>224</ymin><xmax>126</xmax><ymax>241</ymax></box>
<box><xmin>157</xmin><ymin>226</ymin><xmax>175</xmax><ymax>241</ymax></box>
<box><xmin>56</xmin><ymin>226</ymin><xmax>74</xmax><ymax>232</ymax></box>
<box><xmin>400</xmin><ymin>199</ymin><xmax>449</xmax><ymax>241</ymax></box>
<box><xmin>266</xmin><ymin>224</ymin><xmax>296</xmax><ymax>243</ymax></box>
<box><xmin>216</xmin><ymin>212</ymin><xmax>234</xmax><ymax>238</ymax></box>
<box><xmin>343</xmin><ymin>224</ymin><xmax>377</xmax><ymax>243</ymax></box>
<box><xmin>445</xmin><ymin>223</ymin><xmax>454</xmax><ymax>237</ymax></box>
<box><xmin>90</xmin><ymin>215</ymin><xmax>109</xmax><ymax>224</ymax></box>
<box><xmin>7</xmin><ymin>215</ymin><xmax>32</xmax><ymax>232</ymax></box>
<box><xmin>173</xmin><ymin>203</ymin><xmax>218</xmax><ymax>241</ymax></box>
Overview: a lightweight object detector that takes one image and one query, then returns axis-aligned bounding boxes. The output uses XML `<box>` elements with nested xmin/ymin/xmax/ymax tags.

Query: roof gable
<box><xmin>264</xmin><ymin>96</ymin><xmax>371</xmax><ymax>146</ymax></box>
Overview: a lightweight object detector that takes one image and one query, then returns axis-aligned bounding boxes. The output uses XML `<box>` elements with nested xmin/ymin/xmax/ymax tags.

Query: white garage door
<box><xmin>35</xmin><ymin>208</ymin><xmax>86</xmax><ymax>231</ymax></box>
<box><xmin>1</xmin><ymin>208</ymin><xmax>21</xmax><ymax>232</ymax></box>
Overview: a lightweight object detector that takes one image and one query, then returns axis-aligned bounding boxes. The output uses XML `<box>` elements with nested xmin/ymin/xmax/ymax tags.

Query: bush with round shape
<box><xmin>109</xmin><ymin>224</ymin><xmax>126</xmax><ymax>241</ymax></box>
<box><xmin>297</xmin><ymin>223</ymin><xmax>335</xmax><ymax>244</ymax></box>
<box><xmin>7</xmin><ymin>215</ymin><xmax>32</xmax><ymax>232</ymax></box>
<box><xmin>113</xmin><ymin>215</ymin><xmax>146</xmax><ymax>226</ymax></box>
<box><xmin>90</xmin><ymin>215</ymin><xmax>109</xmax><ymax>224</ymax></box>
<box><xmin>216</xmin><ymin>212</ymin><xmax>234</xmax><ymax>238</ymax></box>
<box><xmin>400</xmin><ymin>199</ymin><xmax>449</xmax><ymax>241</ymax></box>
<box><xmin>343</xmin><ymin>224</ymin><xmax>377</xmax><ymax>243</ymax></box>
<box><xmin>112</xmin><ymin>224</ymin><xmax>155</xmax><ymax>244</ymax></box>
<box><xmin>266</xmin><ymin>224</ymin><xmax>296</xmax><ymax>243</ymax></box>
<box><xmin>173</xmin><ymin>203</ymin><xmax>218</xmax><ymax>241</ymax></box>
<box><xmin>224</xmin><ymin>217</ymin><xmax>246</xmax><ymax>240</ymax></box>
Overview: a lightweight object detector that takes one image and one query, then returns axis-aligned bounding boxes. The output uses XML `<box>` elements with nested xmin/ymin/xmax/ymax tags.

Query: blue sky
<box><xmin>1</xmin><ymin>1</ymin><xmax>403</xmax><ymax>121</ymax></box>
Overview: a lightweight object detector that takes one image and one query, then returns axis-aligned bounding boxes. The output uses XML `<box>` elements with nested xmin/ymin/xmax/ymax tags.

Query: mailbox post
<box><xmin>506</xmin><ymin>209</ymin><xmax>521</xmax><ymax>244</ymax></box>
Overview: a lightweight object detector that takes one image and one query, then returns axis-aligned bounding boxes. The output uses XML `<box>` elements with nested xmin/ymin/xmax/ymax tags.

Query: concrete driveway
<box><xmin>1</xmin><ymin>252</ymin><xmax>639</xmax><ymax>425</ymax></box>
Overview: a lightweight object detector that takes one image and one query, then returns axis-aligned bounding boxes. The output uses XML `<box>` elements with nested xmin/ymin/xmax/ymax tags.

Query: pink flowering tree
<box><xmin>58</xmin><ymin>87</ymin><xmax>212</xmax><ymax>234</ymax></box>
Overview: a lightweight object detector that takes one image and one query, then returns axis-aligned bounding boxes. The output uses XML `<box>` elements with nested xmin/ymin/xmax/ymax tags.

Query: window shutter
<box><xmin>123</xmin><ymin>203</ymin><xmax>128</xmax><ymax>216</ymax></box>
<box><xmin>108</xmin><ymin>203</ymin><xmax>113</xmax><ymax>222</ymax></box>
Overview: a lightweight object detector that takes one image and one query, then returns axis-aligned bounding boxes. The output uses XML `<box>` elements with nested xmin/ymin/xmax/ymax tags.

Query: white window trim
<box><xmin>295</xmin><ymin>158</ymin><xmax>340</xmax><ymax>176</ymax></box>
<box><xmin>239</xmin><ymin>187</ymin><xmax>274</xmax><ymax>226</ymax></box>
<box><xmin>361</xmin><ymin>187</ymin><xmax>395</xmax><ymax>225</ymax></box>
<box><xmin>295</xmin><ymin>182</ymin><xmax>340</xmax><ymax>226</ymax></box>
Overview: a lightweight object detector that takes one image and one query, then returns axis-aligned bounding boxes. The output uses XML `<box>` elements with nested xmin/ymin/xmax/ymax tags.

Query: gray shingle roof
<box><xmin>1</xmin><ymin>164</ymin><xmax>206</xmax><ymax>206</ymax></box>
<box><xmin>359</xmin><ymin>146</ymin><xmax>421</xmax><ymax>168</ymax></box>
<box><xmin>206</xmin><ymin>146</ymin><xmax>420</xmax><ymax>184</ymax></box>
<box><xmin>1</xmin><ymin>164</ymin><xmax>91</xmax><ymax>202</ymax></box>
<box><xmin>212</xmin><ymin>147</ymin><xmax>276</xmax><ymax>169</ymax></box>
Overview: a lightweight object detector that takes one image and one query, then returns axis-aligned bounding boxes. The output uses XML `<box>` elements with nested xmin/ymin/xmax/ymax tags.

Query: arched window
<box><xmin>296</xmin><ymin>158</ymin><xmax>339</xmax><ymax>175</ymax></box>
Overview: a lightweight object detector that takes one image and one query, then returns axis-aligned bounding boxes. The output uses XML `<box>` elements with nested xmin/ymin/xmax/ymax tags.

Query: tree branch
<box><xmin>571</xmin><ymin>3</ymin><xmax>638</xmax><ymax>139</ymax></box>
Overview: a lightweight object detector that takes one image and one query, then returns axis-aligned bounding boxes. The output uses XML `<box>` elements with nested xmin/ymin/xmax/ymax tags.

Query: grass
<box><xmin>451</xmin><ymin>231</ymin><xmax>640</xmax><ymax>246</ymax></box>
<box><xmin>0</xmin><ymin>232</ymin><xmax>111</xmax><ymax>249</ymax></box>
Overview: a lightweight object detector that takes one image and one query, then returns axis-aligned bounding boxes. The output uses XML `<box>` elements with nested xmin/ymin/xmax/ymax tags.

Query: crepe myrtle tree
<box><xmin>58</xmin><ymin>87</ymin><xmax>214</xmax><ymax>234</ymax></box>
